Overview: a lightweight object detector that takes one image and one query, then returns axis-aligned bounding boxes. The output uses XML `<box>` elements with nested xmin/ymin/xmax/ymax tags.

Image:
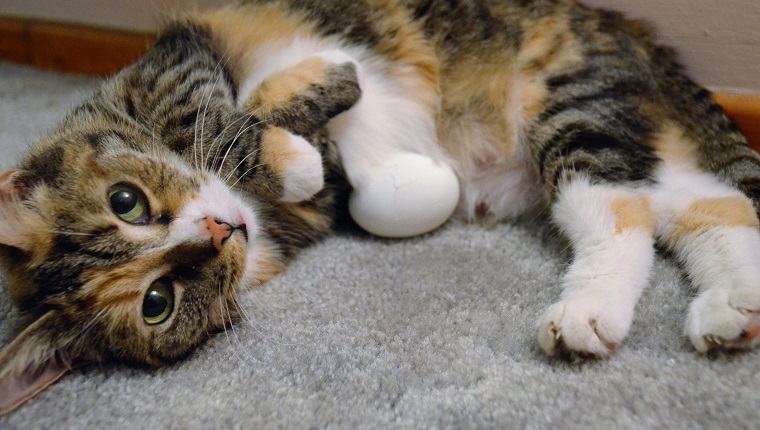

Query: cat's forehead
<box><xmin>93</xmin><ymin>146</ymin><xmax>201</xmax><ymax>195</ymax></box>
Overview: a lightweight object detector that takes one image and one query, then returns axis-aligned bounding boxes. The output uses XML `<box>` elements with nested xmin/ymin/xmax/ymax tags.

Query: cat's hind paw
<box><xmin>537</xmin><ymin>299</ymin><xmax>630</xmax><ymax>358</ymax></box>
<box><xmin>686</xmin><ymin>288</ymin><xmax>760</xmax><ymax>353</ymax></box>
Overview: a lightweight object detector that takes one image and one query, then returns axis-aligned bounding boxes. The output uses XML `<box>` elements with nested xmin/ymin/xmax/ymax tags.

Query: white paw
<box><xmin>537</xmin><ymin>296</ymin><xmax>632</xmax><ymax>357</ymax></box>
<box><xmin>280</xmin><ymin>133</ymin><xmax>324</xmax><ymax>203</ymax></box>
<box><xmin>686</xmin><ymin>286</ymin><xmax>760</xmax><ymax>353</ymax></box>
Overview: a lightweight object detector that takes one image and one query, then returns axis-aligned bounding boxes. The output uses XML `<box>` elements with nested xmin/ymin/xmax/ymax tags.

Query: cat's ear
<box><xmin>0</xmin><ymin>169</ymin><xmax>37</xmax><ymax>251</ymax></box>
<box><xmin>0</xmin><ymin>311</ymin><xmax>77</xmax><ymax>415</ymax></box>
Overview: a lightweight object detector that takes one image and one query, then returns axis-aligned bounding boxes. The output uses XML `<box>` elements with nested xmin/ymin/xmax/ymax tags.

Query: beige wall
<box><xmin>2</xmin><ymin>0</ymin><xmax>759</xmax><ymax>93</ymax></box>
<box><xmin>581</xmin><ymin>0</ymin><xmax>760</xmax><ymax>94</ymax></box>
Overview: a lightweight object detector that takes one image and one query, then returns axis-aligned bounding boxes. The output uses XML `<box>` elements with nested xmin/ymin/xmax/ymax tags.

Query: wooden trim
<box><xmin>0</xmin><ymin>16</ymin><xmax>155</xmax><ymax>76</ymax></box>
<box><xmin>712</xmin><ymin>93</ymin><xmax>760</xmax><ymax>153</ymax></box>
<box><xmin>0</xmin><ymin>16</ymin><xmax>758</xmax><ymax>150</ymax></box>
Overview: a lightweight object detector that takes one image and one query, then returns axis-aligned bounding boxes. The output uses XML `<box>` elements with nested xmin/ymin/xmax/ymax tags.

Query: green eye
<box><xmin>108</xmin><ymin>183</ymin><xmax>149</xmax><ymax>223</ymax></box>
<box><xmin>142</xmin><ymin>278</ymin><xmax>174</xmax><ymax>325</ymax></box>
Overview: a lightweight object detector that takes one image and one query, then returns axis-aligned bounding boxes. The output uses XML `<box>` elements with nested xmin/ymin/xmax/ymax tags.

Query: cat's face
<box><xmin>0</xmin><ymin>121</ymin><xmax>283</xmax><ymax>411</ymax></box>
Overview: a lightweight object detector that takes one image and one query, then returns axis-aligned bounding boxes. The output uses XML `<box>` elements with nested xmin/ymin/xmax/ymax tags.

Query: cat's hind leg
<box><xmin>652</xmin><ymin>167</ymin><xmax>760</xmax><ymax>352</ymax></box>
<box><xmin>537</xmin><ymin>177</ymin><xmax>657</xmax><ymax>356</ymax></box>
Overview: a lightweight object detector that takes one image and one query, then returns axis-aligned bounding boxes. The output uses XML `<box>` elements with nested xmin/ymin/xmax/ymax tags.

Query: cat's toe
<box><xmin>537</xmin><ymin>300</ymin><xmax>626</xmax><ymax>358</ymax></box>
<box><xmin>687</xmin><ymin>289</ymin><xmax>760</xmax><ymax>352</ymax></box>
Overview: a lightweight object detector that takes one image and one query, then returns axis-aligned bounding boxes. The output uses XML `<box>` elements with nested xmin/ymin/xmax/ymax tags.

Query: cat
<box><xmin>3</xmin><ymin>0</ymin><xmax>760</xmax><ymax>413</ymax></box>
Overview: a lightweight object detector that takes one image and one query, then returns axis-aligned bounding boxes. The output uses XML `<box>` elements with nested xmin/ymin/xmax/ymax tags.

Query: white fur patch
<box><xmin>280</xmin><ymin>132</ymin><xmax>324</xmax><ymax>203</ymax></box>
<box><xmin>169</xmin><ymin>175</ymin><xmax>258</xmax><ymax>251</ymax></box>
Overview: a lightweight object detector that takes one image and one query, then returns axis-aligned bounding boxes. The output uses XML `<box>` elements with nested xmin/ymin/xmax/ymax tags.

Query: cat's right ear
<box><xmin>0</xmin><ymin>169</ymin><xmax>37</xmax><ymax>251</ymax></box>
<box><xmin>0</xmin><ymin>310</ymin><xmax>78</xmax><ymax>415</ymax></box>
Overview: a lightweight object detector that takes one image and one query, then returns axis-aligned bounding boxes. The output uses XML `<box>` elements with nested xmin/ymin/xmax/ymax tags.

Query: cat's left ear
<box><xmin>0</xmin><ymin>169</ymin><xmax>37</xmax><ymax>251</ymax></box>
<box><xmin>0</xmin><ymin>311</ymin><xmax>79</xmax><ymax>415</ymax></box>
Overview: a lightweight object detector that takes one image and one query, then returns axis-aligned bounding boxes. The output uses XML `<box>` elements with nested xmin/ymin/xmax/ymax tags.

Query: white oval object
<box><xmin>348</xmin><ymin>152</ymin><xmax>460</xmax><ymax>238</ymax></box>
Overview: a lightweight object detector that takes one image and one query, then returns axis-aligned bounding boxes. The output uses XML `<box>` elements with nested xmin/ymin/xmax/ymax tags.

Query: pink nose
<box><xmin>205</xmin><ymin>216</ymin><xmax>233</xmax><ymax>252</ymax></box>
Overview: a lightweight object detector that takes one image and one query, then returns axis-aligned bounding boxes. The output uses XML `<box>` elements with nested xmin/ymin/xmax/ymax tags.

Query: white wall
<box><xmin>2</xmin><ymin>0</ymin><xmax>759</xmax><ymax>93</ymax></box>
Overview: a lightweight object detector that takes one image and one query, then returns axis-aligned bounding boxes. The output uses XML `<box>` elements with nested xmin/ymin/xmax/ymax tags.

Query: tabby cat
<box><xmin>2</xmin><ymin>0</ymin><xmax>760</xmax><ymax>413</ymax></box>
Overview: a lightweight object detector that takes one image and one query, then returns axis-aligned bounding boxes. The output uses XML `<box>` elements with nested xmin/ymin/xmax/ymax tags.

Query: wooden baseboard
<box><xmin>712</xmin><ymin>93</ymin><xmax>760</xmax><ymax>152</ymax></box>
<box><xmin>0</xmin><ymin>16</ymin><xmax>154</xmax><ymax>76</ymax></box>
<box><xmin>1</xmin><ymin>16</ymin><xmax>759</xmax><ymax>150</ymax></box>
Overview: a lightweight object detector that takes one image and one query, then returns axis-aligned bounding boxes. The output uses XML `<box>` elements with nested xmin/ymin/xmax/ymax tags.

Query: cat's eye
<box><xmin>142</xmin><ymin>278</ymin><xmax>174</xmax><ymax>325</ymax></box>
<box><xmin>108</xmin><ymin>183</ymin><xmax>149</xmax><ymax>224</ymax></box>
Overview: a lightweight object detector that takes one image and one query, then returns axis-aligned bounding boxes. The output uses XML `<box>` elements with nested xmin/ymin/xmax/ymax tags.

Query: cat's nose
<box><xmin>205</xmin><ymin>216</ymin><xmax>233</xmax><ymax>252</ymax></box>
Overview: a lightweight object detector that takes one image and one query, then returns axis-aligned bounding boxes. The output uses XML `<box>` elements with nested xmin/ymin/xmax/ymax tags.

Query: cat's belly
<box><xmin>441</xmin><ymin>116</ymin><xmax>545</xmax><ymax>221</ymax></box>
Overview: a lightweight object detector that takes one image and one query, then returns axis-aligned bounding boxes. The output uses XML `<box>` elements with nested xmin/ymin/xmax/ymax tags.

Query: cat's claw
<box><xmin>537</xmin><ymin>300</ymin><xmax>628</xmax><ymax>358</ymax></box>
<box><xmin>686</xmin><ymin>288</ymin><xmax>760</xmax><ymax>353</ymax></box>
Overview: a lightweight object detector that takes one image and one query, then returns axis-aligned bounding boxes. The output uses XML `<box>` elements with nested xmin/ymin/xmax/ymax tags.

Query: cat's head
<box><xmin>0</xmin><ymin>112</ymin><xmax>291</xmax><ymax>413</ymax></box>
<box><xmin>0</xmin><ymin>18</ymin><xmax>361</xmax><ymax>412</ymax></box>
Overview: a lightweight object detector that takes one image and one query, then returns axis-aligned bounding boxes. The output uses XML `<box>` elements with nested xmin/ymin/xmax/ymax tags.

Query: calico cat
<box><xmin>3</xmin><ymin>0</ymin><xmax>760</xmax><ymax>413</ymax></box>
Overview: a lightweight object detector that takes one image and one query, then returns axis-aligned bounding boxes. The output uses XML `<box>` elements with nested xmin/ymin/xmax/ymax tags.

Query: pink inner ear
<box><xmin>0</xmin><ymin>355</ymin><xmax>71</xmax><ymax>415</ymax></box>
<box><xmin>0</xmin><ymin>169</ymin><xmax>20</xmax><ymax>195</ymax></box>
<box><xmin>0</xmin><ymin>169</ymin><xmax>31</xmax><ymax>250</ymax></box>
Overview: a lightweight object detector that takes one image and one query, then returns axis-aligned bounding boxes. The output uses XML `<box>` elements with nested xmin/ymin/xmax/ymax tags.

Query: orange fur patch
<box><xmin>80</xmin><ymin>256</ymin><xmax>164</xmax><ymax>308</ymax></box>
<box><xmin>260</xmin><ymin>127</ymin><xmax>300</xmax><ymax>178</ymax></box>
<box><xmin>673</xmin><ymin>196</ymin><xmax>760</xmax><ymax>240</ymax></box>
<box><xmin>284</xmin><ymin>203</ymin><xmax>331</xmax><ymax>232</ymax></box>
<box><xmin>611</xmin><ymin>195</ymin><xmax>656</xmax><ymax>235</ymax></box>
<box><xmin>519</xmin><ymin>79</ymin><xmax>550</xmax><ymax>123</ymax></box>
<box><xmin>518</xmin><ymin>15</ymin><xmax>582</xmax><ymax>75</ymax></box>
<box><xmin>365</xmin><ymin>0</ymin><xmax>440</xmax><ymax>112</ymax></box>
<box><xmin>201</xmin><ymin>5</ymin><xmax>310</xmax><ymax>84</ymax></box>
<box><xmin>244</xmin><ymin>57</ymin><xmax>328</xmax><ymax>116</ymax></box>
<box><xmin>650</xmin><ymin>122</ymin><xmax>699</xmax><ymax>170</ymax></box>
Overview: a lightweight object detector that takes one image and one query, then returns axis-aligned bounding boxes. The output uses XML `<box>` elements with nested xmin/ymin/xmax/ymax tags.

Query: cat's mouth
<box><xmin>236</xmin><ymin>224</ymin><xmax>249</xmax><ymax>242</ymax></box>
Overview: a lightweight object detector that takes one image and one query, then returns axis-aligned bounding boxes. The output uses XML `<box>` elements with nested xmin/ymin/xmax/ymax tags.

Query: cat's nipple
<box><xmin>205</xmin><ymin>216</ymin><xmax>233</xmax><ymax>252</ymax></box>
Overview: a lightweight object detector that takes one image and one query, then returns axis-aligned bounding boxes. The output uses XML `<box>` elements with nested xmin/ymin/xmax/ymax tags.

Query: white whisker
<box><xmin>208</xmin><ymin>112</ymin><xmax>255</xmax><ymax>169</ymax></box>
<box><xmin>228</xmin><ymin>162</ymin><xmax>264</xmax><ymax>189</ymax></box>
<box><xmin>223</xmin><ymin>148</ymin><xmax>260</xmax><ymax>184</ymax></box>
<box><xmin>218</xmin><ymin>282</ymin><xmax>256</xmax><ymax>366</ymax></box>
<box><xmin>216</xmin><ymin>120</ymin><xmax>265</xmax><ymax>177</ymax></box>
<box><xmin>50</xmin><ymin>230</ymin><xmax>97</xmax><ymax>237</ymax></box>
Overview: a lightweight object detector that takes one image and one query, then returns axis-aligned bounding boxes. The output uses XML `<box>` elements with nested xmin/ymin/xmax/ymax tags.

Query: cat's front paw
<box><xmin>259</xmin><ymin>126</ymin><xmax>324</xmax><ymax>203</ymax></box>
<box><xmin>686</xmin><ymin>287</ymin><xmax>760</xmax><ymax>353</ymax></box>
<box><xmin>537</xmin><ymin>298</ymin><xmax>631</xmax><ymax>358</ymax></box>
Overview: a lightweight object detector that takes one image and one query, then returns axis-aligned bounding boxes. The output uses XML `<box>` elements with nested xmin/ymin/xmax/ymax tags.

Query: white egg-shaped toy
<box><xmin>348</xmin><ymin>152</ymin><xmax>460</xmax><ymax>238</ymax></box>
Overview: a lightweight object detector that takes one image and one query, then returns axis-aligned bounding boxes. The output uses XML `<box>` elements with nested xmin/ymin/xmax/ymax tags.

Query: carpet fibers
<box><xmin>0</xmin><ymin>62</ymin><xmax>758</xmax><ymax>429</ymax></box>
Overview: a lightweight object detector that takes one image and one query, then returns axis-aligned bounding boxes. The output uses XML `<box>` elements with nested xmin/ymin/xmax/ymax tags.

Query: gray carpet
<box><xmin>1</xmin><ymin>61</ymin><xmax>759</xmax><ymax>429</ymax></box>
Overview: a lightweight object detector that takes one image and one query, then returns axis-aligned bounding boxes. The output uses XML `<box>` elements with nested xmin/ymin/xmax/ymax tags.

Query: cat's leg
<box><xmin>537</xmin><ymin>177</ymin><xmax>656</xmax><ymax>356</ymax></box>
<box><xmin>652</xmin><ymin>167</ymin><xmax>760</xmax><ymax>352</ymax></box>
<box><xmin>242</xmin><ymin>51</ymin><xmax>361</xmax><ymax>137</ymax></box>
<box><xmin>239</xmin><ymin>54</ymin><xmax>362</xmax><ymax>203</ymax></box>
